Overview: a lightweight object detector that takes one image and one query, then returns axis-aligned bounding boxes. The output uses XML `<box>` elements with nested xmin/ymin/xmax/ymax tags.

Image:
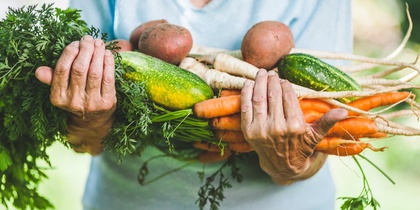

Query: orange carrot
<box><xmin>194</xmin><ymin>95</ymin><xmax>337</xmax><ymax>119</ymax></box>
<box><xmin>327</xmin><ymin>117</ymin><xmax>378</xmax><ymax>139</ymax></box>
<box><xmin>193</xmin><ymin>95</ymin><xmax>241</xmax><ymax>119</ymax></box>
<box><xmin>228</xmin><ymin>141</ymin><xmax>254</xmax><ymax>153</ymax></box>
<box><xmin>198</xmin><ymin>150</ymin><xmax>231</xmax><ymax>163</ymax></box>
<box><xmin>319</xmin><ymin>141</ymin><xmax>386</xmax><ymax>156</ymax></box>
<box><xmin>214</xmin><ymin>130</ymin><xmax>247</xmax><ymax>143</ymax></box>
<box><xmin>347</xmin><ymin>91</ymin><xmax>412</xmax><ymax>116</ymax></box>
<box><xmin>210</xmin><ymin>113</ymin><xmax>242</xmax><ymax>131</ymax></box>
<box><xmin>219</xmin><ymin>89</ymin><xmax>241</xmax><ymax>97</ymax></box>
<box><xmin>365</xmin><ymin>132</ymin><xmax>387</xmax><ymax>138</ymax></box>
<box><xmin>315</xmin><ymin>137</ymin><xmax>355</xmax><ymax>151</ymax></box>
<box><xmin>300</xmin><ymin>98</ymin><xmax>335</xmax><ymax>113</ymax></box>
<box><xmin>192</xmin><ymin>142</ymin><xmax>221</xmax><ymax>152</ymax></box>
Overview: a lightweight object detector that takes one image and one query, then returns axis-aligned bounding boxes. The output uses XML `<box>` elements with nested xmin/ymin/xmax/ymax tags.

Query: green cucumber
<box><xmin>277</xmin><ymin>53</ymin><xmax>362</xmax><ymax>101</ymax></box>
<box><xmin>119</xmin><ymin>51</ymin><xmax>214</xmax><ymax>110</ymax></box>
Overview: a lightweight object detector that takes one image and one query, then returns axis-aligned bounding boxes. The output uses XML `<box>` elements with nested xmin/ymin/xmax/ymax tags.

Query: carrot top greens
<box><xmin>0</xmin><ymin>3</ymin><xmax>164</xmax><ymax>209</ymax></box>
<box><xmin>0</xmin><ymin>4</ymin><xmax>236</xmax><ymax>210</ymax></box>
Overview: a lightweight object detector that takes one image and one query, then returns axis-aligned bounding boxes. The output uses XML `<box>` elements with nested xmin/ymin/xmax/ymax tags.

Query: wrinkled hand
<box><xmin>35</xmin><ymin>35</ymin><xmax>117</xmax><ymax>155</ymax></box>
<box><xmin>241</xmin><ymin>69</ymin><xmax>348</xmax><ymax>185</ymax></box>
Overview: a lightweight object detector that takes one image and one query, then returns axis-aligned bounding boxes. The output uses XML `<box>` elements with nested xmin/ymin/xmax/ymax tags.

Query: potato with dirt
<box><xmin>129</xmin><ymin>19</ymin><xmax>168</xmax><ymax>50</ymax></box>
<box><xmin>138</xmin><ymin>23</ymin><xmax>193</xmax><ymax>65</ymax></box>
<box><xmin>241</xmin><ymin>20</ymin><xmax>294</xmax><ymax>69</ymax></box>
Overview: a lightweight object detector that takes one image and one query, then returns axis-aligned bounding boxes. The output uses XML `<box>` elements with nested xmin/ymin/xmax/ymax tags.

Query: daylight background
<box><xmin>1</xmin><ymin>0</ymin><xmax>420</xmax><ymax>209</ymax></box>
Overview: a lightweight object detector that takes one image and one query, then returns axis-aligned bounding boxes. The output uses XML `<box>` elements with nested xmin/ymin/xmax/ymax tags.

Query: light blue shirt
<box><xmin>69</xmin><ymin>0</ymin><xmax>353</xmax><ymax>209</ymax></box>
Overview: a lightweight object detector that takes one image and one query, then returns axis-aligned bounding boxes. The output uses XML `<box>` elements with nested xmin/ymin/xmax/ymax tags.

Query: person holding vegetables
<box><xmin>35</xmin><ymin>0</ymin><xmax>352</xmax><ymax>209</ymax></box>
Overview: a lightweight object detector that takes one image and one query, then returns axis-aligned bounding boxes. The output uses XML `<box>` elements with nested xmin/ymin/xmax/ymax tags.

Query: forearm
<box><xmin>66</xmin><ymin>107</ymin><xmax>115</xmax><ymax>155</ymax></box>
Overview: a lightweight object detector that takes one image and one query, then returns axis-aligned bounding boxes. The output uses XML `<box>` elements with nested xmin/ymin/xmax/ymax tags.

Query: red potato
<box><xmin>112</xmin><ymin>39</ymin><xmax>133</xmax><ymax>52</ymax></box>
<box><xmin>138</xmin><ymin>23</ymin><xmax>193</xmax><ymax>64</ymax></box>
<box><xmin>241</xmin><ymin>20</ymin><xmax>294</xmax><ymax>69</ymax></box>
<box><xmin>129</xmin><ymin>19</ymin><xmax>168</xmax><ymax>50</ymax></box>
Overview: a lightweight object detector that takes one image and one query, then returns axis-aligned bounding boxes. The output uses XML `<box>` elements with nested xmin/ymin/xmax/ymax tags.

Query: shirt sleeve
<box><xmin>69</xmin><ymin>0</ymin><xmax>116</xmax><ymax>40</ymax></box>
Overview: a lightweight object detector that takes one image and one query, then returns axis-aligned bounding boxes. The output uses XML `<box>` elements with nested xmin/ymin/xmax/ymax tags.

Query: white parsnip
<box><xmin>180</xmin><ymin>57</ymin><xmax>249</xmax><ymax>90</ymax></box>
<box><xmin>213</xmin><ymin>53</ymin><xmax>259</xmax><ymax>79</ymax></box>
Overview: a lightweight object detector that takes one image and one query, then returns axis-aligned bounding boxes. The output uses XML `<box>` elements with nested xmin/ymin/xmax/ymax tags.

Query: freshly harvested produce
<box><xmin>346</xmin><ymin>91</ymin><xmax>413</xmax><ymax>116</ymax></box>
<box><xmin>318</xmin><ymin>138</ymin><xmax>386</xmax><ymax>156</ymax></box>
<box><xmin>241</xmin><ymin>20</ymin><xmax>294</xmax><ymax>69</ymax></box>
<box><xmin>138</xmin><ymin>23</ymin><xmax>193</xmax><ymax>64</ymax></box>
<box><xmin>315</xmin><ymin>137</ymin><xmax>386</xmax><ymax>156</ymax></box>
<box><xmin>179</xmin><ymin>57</ymin><xmax>249</xmax><ymax>90</ymax></box>
<box><xmin>112</xmin><ymin>39</ymin><xmax>134</xmax><ymax>52</ymax></box>
<box><xmin>277</xmin><ymin>53</ymin><xmax>363</xmax><ymax>102</ymax></box>
<box><xmin>213</xmin><ymin>130</ymin><xmax>246</xmax><ymax>143</ymax></box>
<box><xmin>2</xmin><ymin>3</ymin><xmax>420</xmax><ymax>210</ymax></box>
<box><xmin>326</xmin><ymin>117</ymin><xmax>379</xmax><ymax>139</ymax></box>
<box><xmin>0</xmin><ymin>5</ymin><xmax>211</xmax><ymax>209</ymax></box>
<box><xmin>193</xmin><ymin>94</ymin><xmax>241</xmax><ymax>119</ymax></box>
<box><xmin>129</xmin><ymin>19</ymin><xmax>168</xmax><ymax>50</ymax></box>
<box><xmin>120</xmin><ymin>51</ymin><xmax>214</xmax><ymax>110</ymax></box>
<box><xmin>210</xmin><ymin>113</ymin><xmax>242</xmax><ymax>131</ymax></box>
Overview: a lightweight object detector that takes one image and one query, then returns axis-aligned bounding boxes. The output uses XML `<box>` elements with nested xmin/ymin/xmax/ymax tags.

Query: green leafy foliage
<box><xmin>0</xmin><ymin>3</ymin><xmax>229</xmax><ymax>210</ymax></box>
<box><xmin>196</xmin><ymin>155</ymin><xmax>243</xmax><ymax>210</ymax></box>
<box><xmin>0</xmin><ymin>4</ymin><xmax>125</xmax><ymax>209</ymax></box>
<box><xmin>339</xmin><ymin>155</ymin><xmax>395</xmax><ymax>210</ymax></box>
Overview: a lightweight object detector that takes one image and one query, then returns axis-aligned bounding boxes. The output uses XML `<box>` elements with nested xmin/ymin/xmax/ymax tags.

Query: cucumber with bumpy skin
<box><xmin>277</xmin><ymin>53</ymin><xmax>362</xmax><ymax>101</ymax></box>
<box><xmin>119</xmin><ymin>51</ymin><xmax>214</xmax><ymax>110</ymax></box>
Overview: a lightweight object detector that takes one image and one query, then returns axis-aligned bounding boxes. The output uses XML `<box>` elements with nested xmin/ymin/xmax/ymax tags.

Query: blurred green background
<box><xmin>1</xmin><ymin>0</ymin><xmax>420</xmax><ymax>209</ymax></box>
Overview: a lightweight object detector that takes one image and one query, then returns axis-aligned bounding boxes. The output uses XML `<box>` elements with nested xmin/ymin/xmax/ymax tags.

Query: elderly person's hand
<box><xmin>241</xmin><ymin>69</ymin><xmax>348</xmax><ymax>185</ymax></box>
<box><xmin>35</xmin><ymin>35</ymin><xmax>117</xmax><ymax>155</ymax></box>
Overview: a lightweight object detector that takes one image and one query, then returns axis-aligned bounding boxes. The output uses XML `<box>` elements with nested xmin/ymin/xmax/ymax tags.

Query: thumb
<box><xmin>35</xmin><ymin>66</ymin><xmax>53</xmax><ymax>85</ymax></box>
<box><xmin>311</xmin><ymin>108</ymin><xmax>348</xmax><ymax>140</ymax></box>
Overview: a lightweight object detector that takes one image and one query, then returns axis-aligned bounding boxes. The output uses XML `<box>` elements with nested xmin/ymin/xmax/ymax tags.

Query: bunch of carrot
<box><xmin>177</xmin><ymin>6</ymin><xmax>420</xmax><ymax>163</ymax></box>
<box><xmin>181</xmin><ymin>49</ymin><xmax>420</xmax><ymax>162</ymax></box>
<box><xmin>189</xmin><ymin>89</ymin><xmax>418</xmax><ymax>162</ymax></box>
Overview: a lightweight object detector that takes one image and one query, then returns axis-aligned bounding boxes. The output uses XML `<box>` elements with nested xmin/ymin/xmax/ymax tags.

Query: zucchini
<box><xmin>277</xmin><ymin>53</ymin><xmax>362</xmax><ymax>101</ymax></box>
<box><xmin>119</xmin><ymin>51</ymin><xmax>214</xmax><ymax>110</ymax></box>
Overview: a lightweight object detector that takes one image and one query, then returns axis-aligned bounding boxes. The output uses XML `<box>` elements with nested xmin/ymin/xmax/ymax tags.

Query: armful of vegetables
<box><xmin>0</xmin><ymin>4</ymin><xmax>209</xmax><ymax>209</ymax></box>
<box><xmin>1</xmin><ymin>3</ymin><xmax>419</xmax><ymax>210</ymax></box>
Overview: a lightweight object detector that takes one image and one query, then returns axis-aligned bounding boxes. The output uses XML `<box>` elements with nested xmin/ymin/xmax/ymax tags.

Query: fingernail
<box><xmin>257</xmin><ymin>69</ymin><xmax>267</xmax><ymax>76</ymax></box>
<box><xmin>95</xmin><ymin>39</ymin><xmax>104</xmax><ymax>46</ymax></box>
<box><xmin>267</xmin><ymin>70</ymin><xmax>276</xmax><ymax>76</ymax></box>
<box><xmin>244</xmin><ymin>79</ymin><xmax>253</xmax><ymax>87</ymax></box>
<box><xmin>71</xmin><ymin>41</ymin><xmax>80</xmax><ymax>46</ymax></box>
<box><xmin>82</xmin><ymin>35</ymin><xmax>93</xmax><ymax>41</ymax></box>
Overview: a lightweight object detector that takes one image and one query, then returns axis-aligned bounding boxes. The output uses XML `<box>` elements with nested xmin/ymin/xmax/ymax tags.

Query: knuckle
<box><xmin>252</xmin><ymin>95</ymin><xmax>266</xmax><ymax>105</ymax></box>
<box><xmin>71</xmin><ymin>62</ymin><xmax>88</xmax><ymax>77</ymax></box>
<box><xmin>241</xmin><ymin>103</ymin><xmax>252</xmax><ymax>113</ymax></box>
<box><xmin>88</xmin><ymin>69</ymin><xmax>102</xmax><ymax>80</ymax></box>
<box><xmin>286</xmin><ymin>122</ymin><xmax>305</xmax><ymax>134</ymax></box>
<box><xmin>268</xmin><ymin>89</ymin><xmax>281</xmax><ymax>100</ymax></box>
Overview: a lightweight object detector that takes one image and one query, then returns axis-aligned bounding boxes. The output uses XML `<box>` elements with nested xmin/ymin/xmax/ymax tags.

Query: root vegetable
<box><xmin>193</xmin><ymin>95</ymin><xmax>241</xmax><ymax>119</ymax></box>
<box><xmin>138</xmin><ymin>23</ymin><xmax>193</xmax><ymax>64</ymax></box>
<box><xmin>241</xmin><ymin>20</ymin><xmax>294</xmax><ymax>69</ymax></box>
<box><xmin>210</xmin><ymin>113</ymin><xmax>242</xmax><ymax>131</ymax></box>
<box><xmin>346</xmin><ymin>91</ymin><xmax>413</xmax><ymax>116</ymax></box>
<box><xmin>112</xmin><ymin>39</ymin><xmax>133</xmax><ymax>52</ymax></box>
<box><xmin>129</xmin><ymin>19</ymin><xmax>168</xmax><ymax>50</ymax></box>
<box><xmin>179</xmin><ymin>57</ymin><xmax>249</xmax><ymax>90</ymax></box>
<box><xmin>213</xmin><ymin>53</ymin><xmax>259</xmax><ymax>79</ymax></box>
<box><xmin>327</xmin><ymin>117</ymin><xmax>379</xmax><ymax>139</ymax></box>
<box><xmin>213</xmin><ymin>130</ymin><xmax>246</xmax><ymax>143</ymax></box>
<box><xmin>319</xmin><ymin>141</ymin><xmax>386</xmax><ymax>156</ymax></box>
